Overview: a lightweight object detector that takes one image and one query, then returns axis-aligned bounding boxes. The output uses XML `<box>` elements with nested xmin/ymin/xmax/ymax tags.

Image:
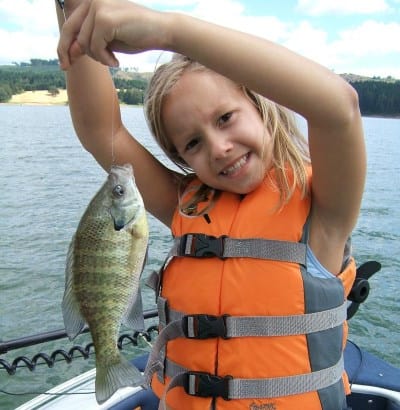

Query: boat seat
<box><xmin>345</xmin><ymin>340</ymin><xmax>400</xmax><ymax>392</ymax></box>
<box><xmin>345</xmin><ymin>340</ymin><xmax>400</xmax><ymax>410</ymax></box>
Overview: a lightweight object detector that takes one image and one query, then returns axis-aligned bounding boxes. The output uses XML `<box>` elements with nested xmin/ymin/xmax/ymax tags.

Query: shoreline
<box><xmin>2</xmin><ymin>89</ymin><xmax>399</xmax><ymax>118</ymax></box>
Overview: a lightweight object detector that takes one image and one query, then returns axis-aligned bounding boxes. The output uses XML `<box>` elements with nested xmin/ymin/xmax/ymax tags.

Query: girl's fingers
<box><xmin>68</xmin><ymin>40</ymin><xmax>85</xmax><ymax>65</ymax></box>
<box><xmin>84</xmin><ymin>11</ymin><xmax>119</xmax><ymax>66</ymax></box>
<box><xmin>58</xmin><ymin>0</ymin><xmax>157</xmax><ymax>68</ymax></box>
<box><xmin>57</xmin><ymin>0</ymin><xmax>91</xmax><ymax>69</ymax></box>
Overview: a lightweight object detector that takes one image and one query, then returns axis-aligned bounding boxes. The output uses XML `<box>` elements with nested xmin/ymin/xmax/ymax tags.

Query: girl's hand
<box><xmin>57</xmin><ymin>0</ymin><xmax>169</xmax><ymax>69</ymax></box>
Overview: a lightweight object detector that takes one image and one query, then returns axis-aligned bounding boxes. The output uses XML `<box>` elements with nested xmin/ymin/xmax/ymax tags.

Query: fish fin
<box><xmin>122</xmin><ymin>285</ymin><xmax>145</xmax><ymax>331</ymax></box>
<box><xmin>61</xmin><ymin>236</ymin><xmax>86</xmax><ymax>340</ymax></box>
<box><xmin>95</xmin><ymin>355</ymin><xmax>144</xmax><ymax>404</ymax></box>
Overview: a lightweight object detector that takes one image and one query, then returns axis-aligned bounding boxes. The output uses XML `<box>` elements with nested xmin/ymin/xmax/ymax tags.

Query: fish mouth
<box><xmin>220</xmin><ymin>153</ymin><xmax>250</xmax><ymax>177</ymax></box>
<box><xmin>113</xmin><ymin>214</ymin><xmax>138</xmax><ymax>231</ymax></box>
<box><xmin>114</xmin><ymin>221</ymin><xmax>125</xmax><ymax>231</ymax></box>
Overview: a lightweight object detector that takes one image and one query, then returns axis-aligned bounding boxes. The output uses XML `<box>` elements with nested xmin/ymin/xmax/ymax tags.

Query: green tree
<box><xmin>0</xmin><ymin>84</ymin><xmax>12</xmax><ymax>102</ymax></box>
<box><xmin>48</xmin><ymin>86</ymin><xmax>60</xmax><ymax>97</ymax></box>
<box><xmin>118</xmin><ymin>88</ymin><xmax>144</xmax><ymax>105</ymax></box>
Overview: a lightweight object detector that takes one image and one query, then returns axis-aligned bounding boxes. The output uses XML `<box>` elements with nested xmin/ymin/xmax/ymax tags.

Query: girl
<box><xmin>56</xmin><ymin>1</ymin><xmax>365</xmax><ymax>408</ymax></box>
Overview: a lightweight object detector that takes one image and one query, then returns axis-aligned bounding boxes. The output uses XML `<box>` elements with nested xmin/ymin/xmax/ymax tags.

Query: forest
<box><xmin>0</xmin><ymin>59</ymin><xmax>399</xmax><ymax>116</ymax></box>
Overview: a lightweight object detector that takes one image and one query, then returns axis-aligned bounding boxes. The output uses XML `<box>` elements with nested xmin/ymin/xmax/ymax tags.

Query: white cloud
<box><xmin>0</xmin><ymin>0</ymin><xmax>59</xmax><ymax>64</ymax></box>
<box><xmin>191</xmin><ymin>0</ymin><xmax>245</xmax><ymax>17</ymax></box>
<box><xmin>297</xmin><ymin>0</ymin><xmax>390</xmax><ymax>15</ymax></box>
<box><xmin>117</xmin><ymin>50</ymin><xmax>172</xmax><ymax>72</ymax></box>
<box><xmin>281</xmin><ymin>21</ymin><xmax>339</xmax><ymax>67</ymax></box>
<box><xmin>333</xmin><ymin>20</ymin><xmax>400</xmax><ymax>56</ymax></box>
<box><xmin>0</xmin><ymin>29</ymin><xmax>58</xmax><ymax>65</ymax></box>
<box><xmin>328</xmin><ymin>20</ymin><xmax>400</xmax><ymax>76</ymax></box>
<box><xmin>167</xmin><ymin>0</ymin><xmax>288</xmax><ymax>43</ymax></box>
<box><xmin>0</xmin><ymin>0</ymin><xmax>398</xmax><ymax>78</ymax></box>
<box><xmin>0</xmin><ymin>0</ymin><xmax>58</xmax><ymax>34</ymax></box>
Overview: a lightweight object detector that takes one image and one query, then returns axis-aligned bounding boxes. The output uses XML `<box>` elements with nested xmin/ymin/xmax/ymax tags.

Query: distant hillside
<box><xmin>340</xmin><ymin>73</ymin><xmax>398</xmax><ymax>83</ymax></box>
<box><xmin>340</xmin><ymin>73</ymin><xmax>400</xmax><ymax>117</ymax></box>
<box><xmin>1</xmin><ymin>59</ymin><xmax>399</xmax><ymax>116</ymax></box>
<box><xmin>0</xmin><ymin>59</ymin><xmax>65</xmax><ymax>101</ymax></box>
<box><xmin>0</xmin><ymin>59</ymin><xmax>149</xmax><ymax>105</ymax></box>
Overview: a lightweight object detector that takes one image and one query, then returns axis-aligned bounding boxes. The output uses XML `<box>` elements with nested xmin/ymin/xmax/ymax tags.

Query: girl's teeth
<box><xmin>222</xmin><ymin>154</ymin><xmax>248</xmax><ymax>175</ymax></box>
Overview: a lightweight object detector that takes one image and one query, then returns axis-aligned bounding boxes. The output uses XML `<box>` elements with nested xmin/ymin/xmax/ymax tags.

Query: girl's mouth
<box><xmin>220</xmin><ymin>153</ymin><xmax>250</xmax><ymax>176</ymax></box>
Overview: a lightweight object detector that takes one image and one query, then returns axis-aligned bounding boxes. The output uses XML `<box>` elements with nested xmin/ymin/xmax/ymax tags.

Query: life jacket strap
<box><xmin>145</xmin><ymin>235</ymin><xmax>308</xmax><ymax>299</ymax></box>
<box><xmin>157</xmin><ymin>297</ymin><xmax>347</xmax><ymax>338</ymax></box>
<box><xmin>171</xmin><ymin>234</ymin><xmax>307</xmax><ymax>264</ymax></box>
<box><xmin>154</xmin><ymin>356</ymin><xmax>344</xmax><ymax>408</ymax></box>
<box><xmin>145</xmin><ymin>298</ymin><xmax>347</xmax><ymax>385</ymax></box>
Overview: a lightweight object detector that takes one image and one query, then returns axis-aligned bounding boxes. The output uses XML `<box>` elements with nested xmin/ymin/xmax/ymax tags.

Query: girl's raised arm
<box><xmin>55</xmin><ymin>0</ymin><xmax>179</xmax><ymax>226</ymax></box>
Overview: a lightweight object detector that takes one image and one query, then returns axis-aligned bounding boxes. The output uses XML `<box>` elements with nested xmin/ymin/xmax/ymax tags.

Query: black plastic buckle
<box><xmin>181</xmin><ymin>234</ymin><xmax>226</xmax><ymax>258</ymax></box>
<box><xmin>184</xmin><ymin>372</ymin><xmax>232</xmax><ymax>400</ymax></box>
<box><xmin>182</xmin><ymin>314</ymin><xmax>229</xmax><ymax>339</ymax></box>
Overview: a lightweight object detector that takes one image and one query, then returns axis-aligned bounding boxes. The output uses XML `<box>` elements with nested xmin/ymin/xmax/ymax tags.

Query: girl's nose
<box><xmin>209</xmin><ymin>133</ymin><xmax>234</xmax><ymax>160</ymax></box>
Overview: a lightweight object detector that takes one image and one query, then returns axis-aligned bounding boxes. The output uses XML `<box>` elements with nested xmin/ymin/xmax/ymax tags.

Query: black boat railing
<box><xmin>0</xmin><ymin>308</ymin><xmax>159</xmax><ymax>375</ymax></box>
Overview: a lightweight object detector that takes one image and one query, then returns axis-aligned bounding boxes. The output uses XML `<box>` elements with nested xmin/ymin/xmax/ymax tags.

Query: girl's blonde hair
<box><xmin>144</xmin><ymin>54</ymin><xmax>310</xmax><ymax>215</ymax></box>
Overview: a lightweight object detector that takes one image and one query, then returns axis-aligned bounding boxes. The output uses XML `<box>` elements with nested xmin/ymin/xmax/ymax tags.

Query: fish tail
<box><xmin>95</xmin><ymin>355</ymin><xmax>144</xmax><ymax>404</ymax></box>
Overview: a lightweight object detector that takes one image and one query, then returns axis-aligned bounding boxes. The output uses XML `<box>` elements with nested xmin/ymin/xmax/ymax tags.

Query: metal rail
<box><xmin>0</xmin><ymin>308</ymin><xmax>158</xmax><ymax>354</ymax></box>
<box><xmin>0</xmin><ymin>309</ymin><xmax>159</xmax><ymax>375</ymax></box>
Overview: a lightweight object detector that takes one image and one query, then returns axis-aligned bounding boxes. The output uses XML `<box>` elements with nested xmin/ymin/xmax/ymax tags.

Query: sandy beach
<box><xmin>7</xmin><ymin>89</ymin><xmax>68</xmax><ymax>105</ymax></box>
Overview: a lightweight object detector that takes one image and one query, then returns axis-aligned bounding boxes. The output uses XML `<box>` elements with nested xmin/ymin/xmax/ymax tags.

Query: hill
<box><xmin>0</xmin><ymin>59</ymin><xmax>149</xmax><ymax>105</ymax></box>
<box><xmin>1</xmin><ymin>59</ymin><xmax>399</xmax><ymax>116</ymax></box>
<box><xmin>340</xmin><ymin>73</ymin><xmax>400</xmax><ymax>117</ymax></box>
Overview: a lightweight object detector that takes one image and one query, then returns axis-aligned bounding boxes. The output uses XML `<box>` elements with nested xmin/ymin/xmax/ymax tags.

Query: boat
<box><xmin>1</xmin><ymin>261</ymin><xmax>399</xmax><ymax>410</ymax></box>
<box><xmin>11</xmin><ymin>340</ymin><xmax>400</xmax><ymax>410</ymax></box>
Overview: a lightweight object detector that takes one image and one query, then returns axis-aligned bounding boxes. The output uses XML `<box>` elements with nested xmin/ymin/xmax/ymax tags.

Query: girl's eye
<box><xmin>185</xmin><ymin>138</ymin><xmax>199</xmax><ymax>152</ymax></box>
<box><xmin>218</xmin><ymin>112</ymin><xmax>232</xmax><ymax>126</ymax></box>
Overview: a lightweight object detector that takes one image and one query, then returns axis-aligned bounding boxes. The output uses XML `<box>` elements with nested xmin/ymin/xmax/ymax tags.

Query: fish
<box><xmin>61</xmin><ymin>163</ymin><xmax>149</xmax><ymax>404</ymax></box>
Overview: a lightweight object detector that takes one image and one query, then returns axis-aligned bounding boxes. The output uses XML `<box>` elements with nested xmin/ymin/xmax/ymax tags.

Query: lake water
<box><xmin>0</xmin><ymin>105</ymin><xmax>399</xmax><ymax>409</ymax></box>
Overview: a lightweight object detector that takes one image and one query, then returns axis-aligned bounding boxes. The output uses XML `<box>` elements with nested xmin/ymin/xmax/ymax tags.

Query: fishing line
<box><xmin>110</xmin><ymin>86</ymin><xmax>116</xmax><ymax>168</ymax></box>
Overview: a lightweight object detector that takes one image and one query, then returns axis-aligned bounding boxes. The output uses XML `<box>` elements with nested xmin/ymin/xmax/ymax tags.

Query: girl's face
<box><xmin>162</xmin><ymin>70</ymin><xmax>273</xmax><ymax>194</ymax></box>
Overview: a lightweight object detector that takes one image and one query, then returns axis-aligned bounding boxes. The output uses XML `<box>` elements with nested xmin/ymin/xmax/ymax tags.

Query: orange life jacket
<box><xmin>146</xmin><ymin>169</ymin><xmax>355</xmax><ymax>410</ymax></box>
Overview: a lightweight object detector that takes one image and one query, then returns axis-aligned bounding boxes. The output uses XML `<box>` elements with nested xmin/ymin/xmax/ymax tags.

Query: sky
<box><xmin>0</xmin><ymin>0</ymin><xmax>399</xmax><ymax>78</ymax></box>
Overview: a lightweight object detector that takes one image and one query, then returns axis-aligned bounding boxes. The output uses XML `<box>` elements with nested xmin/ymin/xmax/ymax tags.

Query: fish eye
<box><xmin>112</xmin><ymin>185</ymin><xmax>125</xmax><ymax>198</ymax></box>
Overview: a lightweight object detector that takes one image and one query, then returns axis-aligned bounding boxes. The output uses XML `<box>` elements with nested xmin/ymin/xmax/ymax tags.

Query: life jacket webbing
<box><xmin>171</xmin><ymin>234</ymin><xmax>307</xmax><ymax>263</ymax></box>
<box><xmin>145</xmin><ymin>235</ymin><xmax>308</xmax><ymax>301</ymax></box>
<box><xmin>157</xmin><ymin>298</ymin><xmax>347</xmax><ymax>338</ymax></box>
<box><xmin>154</xmin><ymin>355</ymin><xmax>344</xmax><ymax>409</ymax></box>
<box><xmin>144</xmin><ymin>299</ymin><xmax>347</xmax><ymax>385</ymax></box>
